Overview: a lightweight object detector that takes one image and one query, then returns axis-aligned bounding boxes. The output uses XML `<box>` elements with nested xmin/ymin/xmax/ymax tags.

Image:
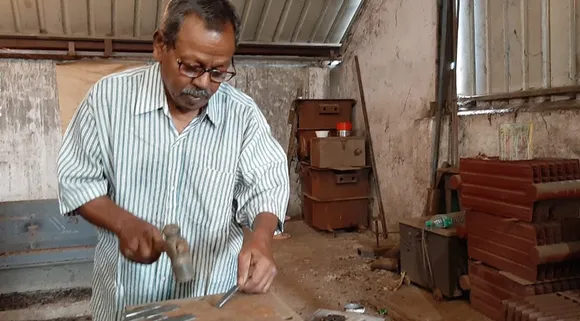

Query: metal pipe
<box><xmin>309</xmin><ymin>0</ymin><xmax>331</xmax><ymax>42</ymax></box>
<box><xmin>530</xmin><ymin>241</ymin><xmax>580</xmax><ymax>265</ymax></box>
<box><xmin>273</xmin><ymin>0</ymin><xmax>293</xmax><ymax>42</ymax></box>
<box><xmin>240</xmin><ymin>0</ymin><xmax>253</xmax><ymax>38</ymax></box>
<box><xmin>292</xmin><ymin>0</ymin><xmax>311</xmax><ymax>42</ymax></box>
<box><xmin>429</xmin><ymin>0</ymin><xmax>451</xmax><ymax>189</ymax></box>
<box><xmin>254</xmin><ymin>0</ymin><xmax>272</xmax><ymax>41</ymax></box>
<box><xmin>323</xmin><ymin>0</ymin><xmax>347</xmax><ymax>43</ymax></box>
<box><xmin>134</xmin><ymin>0</ymin><xmax>142</xmax><ymax>38</ymax></box>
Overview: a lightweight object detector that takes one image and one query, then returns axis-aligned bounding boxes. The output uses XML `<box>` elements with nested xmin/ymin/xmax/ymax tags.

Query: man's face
<box><xmin>153</xmin><ymin>14</ymin><xmax>236</xmax><ymax>112</ymax></box>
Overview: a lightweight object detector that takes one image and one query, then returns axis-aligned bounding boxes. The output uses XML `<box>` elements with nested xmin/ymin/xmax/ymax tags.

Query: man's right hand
<box><xmin>116</xmin><ymin>216</ymin><xmax>166</xmax><ymax>264</ymax></box>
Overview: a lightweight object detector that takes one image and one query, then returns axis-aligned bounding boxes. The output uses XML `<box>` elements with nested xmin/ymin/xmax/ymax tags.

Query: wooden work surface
<box><xmin>126</xmin><ymin>292</ymin><xmax>303</xmax><ymax>321</ymax></box>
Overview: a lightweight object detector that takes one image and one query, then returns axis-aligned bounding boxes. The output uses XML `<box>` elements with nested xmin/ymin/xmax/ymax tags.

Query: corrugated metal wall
<box><xmin>457</xmin><ymin>0</ymin><xmax>579</xmax><ymax>97</ymax></box>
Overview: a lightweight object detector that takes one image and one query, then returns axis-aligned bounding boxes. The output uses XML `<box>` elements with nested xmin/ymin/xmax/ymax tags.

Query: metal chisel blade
<box><xmin>215</xmin><ymin>285</ymin><xmax>239</xmax><ymax>308</ymax></box>
<box><xmin>124</xmin><ymin>304</ymin><xmax>179</xmax><ymax>321</ymax></box>
<box><xmin>161</xmin><ymin>315</ymin><xmax>197</xmax><ymax>321</ymax></box>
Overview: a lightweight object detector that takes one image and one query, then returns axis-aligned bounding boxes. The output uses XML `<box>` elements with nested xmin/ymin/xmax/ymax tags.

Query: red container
<box><xmin>336</xmin><ymin>121</ymin><xmax>352</xmax><ymax>137</ymax></box>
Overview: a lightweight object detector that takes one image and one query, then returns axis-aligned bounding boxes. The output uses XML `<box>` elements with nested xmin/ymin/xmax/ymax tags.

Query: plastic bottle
<box><xmin>425</xmin><ymin>214</ymin><xmax>455</xmax><ymax>229</ymax></box>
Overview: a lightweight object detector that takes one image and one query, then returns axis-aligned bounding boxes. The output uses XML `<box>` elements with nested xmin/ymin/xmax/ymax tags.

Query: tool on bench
<box><xmin>163</xmin><ymin>224</ymin><xmax>195</xmax><ymax>283</ymax></box>
<box><xmin>215</xmin><ymin>284</ymin><xmax>239</xmax><ymax>308</ymax></box>
<box><xmin>123</xmin><ymin>303</ymin><xmax>196</xmax><ymax>321</ymax></box>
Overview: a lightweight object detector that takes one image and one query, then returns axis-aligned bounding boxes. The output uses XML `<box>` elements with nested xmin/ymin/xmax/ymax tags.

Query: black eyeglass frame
<box><xmin>176</xmin><ymin>58</ymin><xmax>237</xmax><ymax>83</ymax></box>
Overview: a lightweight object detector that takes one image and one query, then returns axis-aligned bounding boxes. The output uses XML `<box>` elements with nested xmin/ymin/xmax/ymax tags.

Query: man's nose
<box><xmin>193</xmin><ymin>72</ymin><xmax>212</xmax><ymax>90</ymax></box>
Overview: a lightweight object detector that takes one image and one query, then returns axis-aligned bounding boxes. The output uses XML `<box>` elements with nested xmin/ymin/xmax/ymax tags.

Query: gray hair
<box><xmin>160</xmin><ymin>0</ymin><xmax>241</xmax><ymax>48</ymax></box>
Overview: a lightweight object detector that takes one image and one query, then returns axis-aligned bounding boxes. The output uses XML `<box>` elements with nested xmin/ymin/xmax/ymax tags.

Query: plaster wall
<box><xmin>460</xmin><ymin>110</ymin><xmax>580</xmax><ymax>160</ymax></box>
<box><xmin>330</xmin><ymin>0</ymin><xmax>439</xmax><ymax>226</ymax></box>
<box><xmin>0</xmin><ymin>58</ymin><xmax>330</xmax><ymax>217</ymax></box>
<box><xmin>456</xmin><ymin>0</ymin><xmax>580</xmax><ymax>162</ymax></box>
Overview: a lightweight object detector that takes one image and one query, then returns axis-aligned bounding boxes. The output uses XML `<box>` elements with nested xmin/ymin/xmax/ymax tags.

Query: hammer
<box><xmin>162</xmin><ymin>224</ymin><xmax>195</xmax><ymax>283</ymax></box>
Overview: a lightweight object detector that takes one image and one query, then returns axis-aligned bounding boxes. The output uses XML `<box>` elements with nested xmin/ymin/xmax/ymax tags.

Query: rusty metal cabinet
<box><xmin>295</xmin><ymin>99</ymin><xmax>355</xmax><ymax>130</ymax></box>
<box><xmin>300</xmin><ymin>163</ymin><xmax>370</xmax><ymax>200</ymax></box>
<box><xmin>300</xmin><ymin>162</ymin><xmax>371</xmax><ymax>230</ymax></box>
<box><xmin>303</xmin><ymin>194</ymin><xmax>369</xmax><ymax>231</ymax></box>
<box><xmin>399</xmin><ymin>218</ymin><xmax>468</xmax><ymax>299</ymax></box>
<box><xmin>295</xmin><ymin>98</ymin><xmax>370</xmax><ymax>231</ymax></box>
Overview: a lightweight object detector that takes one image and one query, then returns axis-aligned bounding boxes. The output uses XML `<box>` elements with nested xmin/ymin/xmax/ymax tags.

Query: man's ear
<box><xmin>153</xmin><ymin>30</ymin><xmax>165</xmax><ymax>62</ymax></box>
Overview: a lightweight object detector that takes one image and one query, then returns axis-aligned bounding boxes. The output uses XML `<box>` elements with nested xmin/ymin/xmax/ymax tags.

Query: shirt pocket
<box><xmin>181</xmin><ymin>166</ymin><xmax>237</xmax><ymax>232</ymax></box>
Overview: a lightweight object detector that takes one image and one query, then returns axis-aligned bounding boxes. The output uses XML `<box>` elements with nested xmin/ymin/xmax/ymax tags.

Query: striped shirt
<box><xmin>57</xmin><ymin>62</ymin><xmax>289</xmax><ymax>321</ymax></box>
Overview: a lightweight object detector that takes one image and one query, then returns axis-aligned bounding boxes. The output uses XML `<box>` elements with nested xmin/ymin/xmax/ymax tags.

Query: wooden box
<box><xmin>309</xmin><ymin>137</ymin><xmax>366</xmax><ymax>168</ymax></box>
<box><xmin>296</xmin><ymin>99</ymin><xmax>355</xmax><ymax>130</ymax></box>
<box><xmin>302</xmin><ymin>194</ymin><xmax>369</xmax><ymax>231</ymax></box>
<box><xmin>297</xmin><ymin>129</ymin><xmax>337</xmax><ymax>160</ymax></box>
<box><xmin>300</xmin><ymin>162</ymin><xmax>370</xmax><ymax>200</ymax></box>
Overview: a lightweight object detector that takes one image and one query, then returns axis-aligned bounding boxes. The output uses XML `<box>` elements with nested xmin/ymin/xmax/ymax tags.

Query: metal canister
<box><xmin>336</xmin><ymin>121</ymin><xmax>352</xmax><ymax>137</ymax></box>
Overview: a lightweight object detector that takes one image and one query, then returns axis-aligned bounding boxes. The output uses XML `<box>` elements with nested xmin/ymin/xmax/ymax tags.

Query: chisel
<box><xmin>215</xmin><ymin>285</ymin><xmax>239</xmax><ymax>308</ymax></box>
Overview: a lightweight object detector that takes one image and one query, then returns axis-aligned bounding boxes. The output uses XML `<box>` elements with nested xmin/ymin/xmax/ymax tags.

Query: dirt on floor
<box><xmin>0</xmin><ymin>288</ymin><xmax>91</xmax><ymax>311</ymax></box>
<box><xmin>271</xmin><ymin>221</ymin><xmax>491</xmax><ymax>321</ymax></box>
<box><xmin>24</xmin><ymin>221</ymin><xmax>491</xmax><ymax>321</ymax></box>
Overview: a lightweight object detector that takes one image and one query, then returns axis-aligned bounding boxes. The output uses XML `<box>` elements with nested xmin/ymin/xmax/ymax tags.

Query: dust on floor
<box><xmin>17</xmin><ymin>221</ymin><xmax>490</xmax><ymax>321</ymax></box>
<box><xmin>271</xmin><ymin>221</ymin><xmax>491</xmax><ymax>321</ymax></box>
<box><xmin>0</xmin><ymin>288</ymin><xmax>91</xmax><ymax>311</ymax></box>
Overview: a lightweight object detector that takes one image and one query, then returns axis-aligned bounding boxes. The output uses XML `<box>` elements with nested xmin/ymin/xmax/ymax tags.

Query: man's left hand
<box><xmin>237</xmin><ymin>230</ymin><xmax>277</xmax><ymax>294</ymax></box>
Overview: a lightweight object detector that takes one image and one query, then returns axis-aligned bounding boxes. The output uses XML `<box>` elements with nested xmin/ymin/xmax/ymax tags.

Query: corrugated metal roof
<box><xmin>0</xmin><ymin>0</ymin><xmax>362</xmax><ymax>46</ymax></box>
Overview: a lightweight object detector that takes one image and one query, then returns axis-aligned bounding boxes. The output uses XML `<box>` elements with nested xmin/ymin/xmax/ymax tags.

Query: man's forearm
<box><xmin>251</xmin><ymin>212</ymin><xmax>280</xmax><ymax>241</ymax></box>
<box><xmin>78</xmin><ymin>196</ymin><xmax>134</xmax><ymax>235</ymax></box>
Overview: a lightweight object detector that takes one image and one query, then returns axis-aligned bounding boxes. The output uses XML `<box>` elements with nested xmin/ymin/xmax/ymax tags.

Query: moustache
<box><xmin>181</xmin><ymin>87</ymin><xmax>212</xmax><ymax>99</ymax></box>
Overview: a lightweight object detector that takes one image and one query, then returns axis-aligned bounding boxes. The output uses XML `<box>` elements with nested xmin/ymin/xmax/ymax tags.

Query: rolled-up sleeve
<box><xmin>57</xmin><ymin>90</ymin><xmax>107</xmax><ymax>216</ymax></box>
<box><xmin>234</xmin><ymin>104</ymin><xmax>290</xmax><ymax>232</ymax></box>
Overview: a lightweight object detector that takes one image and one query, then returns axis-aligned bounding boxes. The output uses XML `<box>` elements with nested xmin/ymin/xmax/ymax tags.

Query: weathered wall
<box><xmin>460</xmin><ymin>110</ymin><xmax>580</xmax><ymax>159</ymax></box>
<box><xmin>329</xmin><ymin>0</ymin><xmax>439</xmax><ymax>225</ymax></box>
<box><xmin>0</xmin><ymin>60</ymin><xmax>61</xmax><ymax>202</ymax></box>
<box><xmin>456</xmin><ymin>0</ymin><xmax>580</xmax><ymax>168</ymax></box>
<box><xmin>0</xmin><ymin>58</ymin><xmax>330</xmax><ymax>217</ymax></box>
<box><xmin>228</xmin><ymin>61</ymin><xmax>330</xmax><ymax>216</ymax></box>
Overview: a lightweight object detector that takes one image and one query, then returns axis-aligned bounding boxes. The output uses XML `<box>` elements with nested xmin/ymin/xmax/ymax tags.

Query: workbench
<box><xmin>124</xmin><ymin>291</ymin><xmax>303</xmax><ymax>321</ymax></box>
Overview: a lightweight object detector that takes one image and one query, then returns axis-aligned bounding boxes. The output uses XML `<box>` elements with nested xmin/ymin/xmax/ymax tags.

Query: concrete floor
<box><xmin>271</xmin><ymin>221</ymin><xmax>491</xmax><ymax>321</ymax></box>
<box><xmin>0</xmin><ymin>221</ymin><xmax>491</xmax><ymax>321</ymax></box>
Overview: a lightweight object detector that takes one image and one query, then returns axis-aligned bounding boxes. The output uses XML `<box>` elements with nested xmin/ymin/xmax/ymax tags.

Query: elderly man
<box><xmin>56</xmin><ymin>0</ymin><xmax>289</xmax><ymax>320</ymax></box>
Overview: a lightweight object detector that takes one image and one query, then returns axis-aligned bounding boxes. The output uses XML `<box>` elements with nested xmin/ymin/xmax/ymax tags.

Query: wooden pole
<box><xmin>354</xmin><ymin>55</ymin><xmax>389</xmax><ymax>239</ymax></box>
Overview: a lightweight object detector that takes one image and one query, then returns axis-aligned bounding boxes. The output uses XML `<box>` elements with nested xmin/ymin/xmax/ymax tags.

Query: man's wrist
<box><xmin>251</xmin><ymin>212</ymin><xmax>280</xmax><ymax>243</ymax></box>
<box><xmin>252</xmin><ymin>226</ymin><xmax>274</xmax><ymax>243</ymax></box>
<box><xmin>78</xmin><ymin>196</ymin><xmax>135</xmax><ymax>237</ymax></box>
<box><xmin>110</xmin><ymin>208</ymin><xmax>133</xmax><ymax>236</ymax></box>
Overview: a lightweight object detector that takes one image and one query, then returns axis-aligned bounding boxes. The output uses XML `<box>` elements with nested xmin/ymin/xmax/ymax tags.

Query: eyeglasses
<box><xmin>176</xmin><ymin>58</ymin><xmax>237</xmax><ymax>83</ymax></box>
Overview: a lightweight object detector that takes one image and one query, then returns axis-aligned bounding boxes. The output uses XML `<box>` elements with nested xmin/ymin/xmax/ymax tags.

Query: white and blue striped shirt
<box><xmin>57</xmin><ymin>62</ymin><xmax>289</xmax><ymax>321</ymax></box>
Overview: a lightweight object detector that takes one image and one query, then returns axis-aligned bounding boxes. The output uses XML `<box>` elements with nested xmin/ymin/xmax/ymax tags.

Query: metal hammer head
<box><xmin>162</xmin><ymin>224</ymin><xmax>195</xmax><ymax>283</ymax></box>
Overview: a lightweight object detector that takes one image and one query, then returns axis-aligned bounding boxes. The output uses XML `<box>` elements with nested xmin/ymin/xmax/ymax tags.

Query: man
<box><xmin>56</xmin><ymin>1</ymin><xmax>289</xmax><ymax>320</ymax></box>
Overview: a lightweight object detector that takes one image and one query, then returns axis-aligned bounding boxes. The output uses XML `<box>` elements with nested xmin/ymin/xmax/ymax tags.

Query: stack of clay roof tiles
<box><xmin>454</xmin><ymin>157</ymin><xmax>580</xmax><ymax>321</ymax></box>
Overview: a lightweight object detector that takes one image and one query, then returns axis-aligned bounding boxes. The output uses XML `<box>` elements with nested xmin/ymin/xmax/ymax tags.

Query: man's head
<box><xmin>153</xmin><ymin>0</ymin><xmax>240</xmax><ymax>112</ymax></box>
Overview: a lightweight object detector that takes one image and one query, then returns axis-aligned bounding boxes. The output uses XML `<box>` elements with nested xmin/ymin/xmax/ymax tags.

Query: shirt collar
<box><xmin>134</xmin><ymin>62</ymin><xmax>223</xmax><ymax>127</ymax></box>
<box><xmin>134</xmin><ymin>63</ymin><xmax>167</xmax><ymax>115</ymax></box>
